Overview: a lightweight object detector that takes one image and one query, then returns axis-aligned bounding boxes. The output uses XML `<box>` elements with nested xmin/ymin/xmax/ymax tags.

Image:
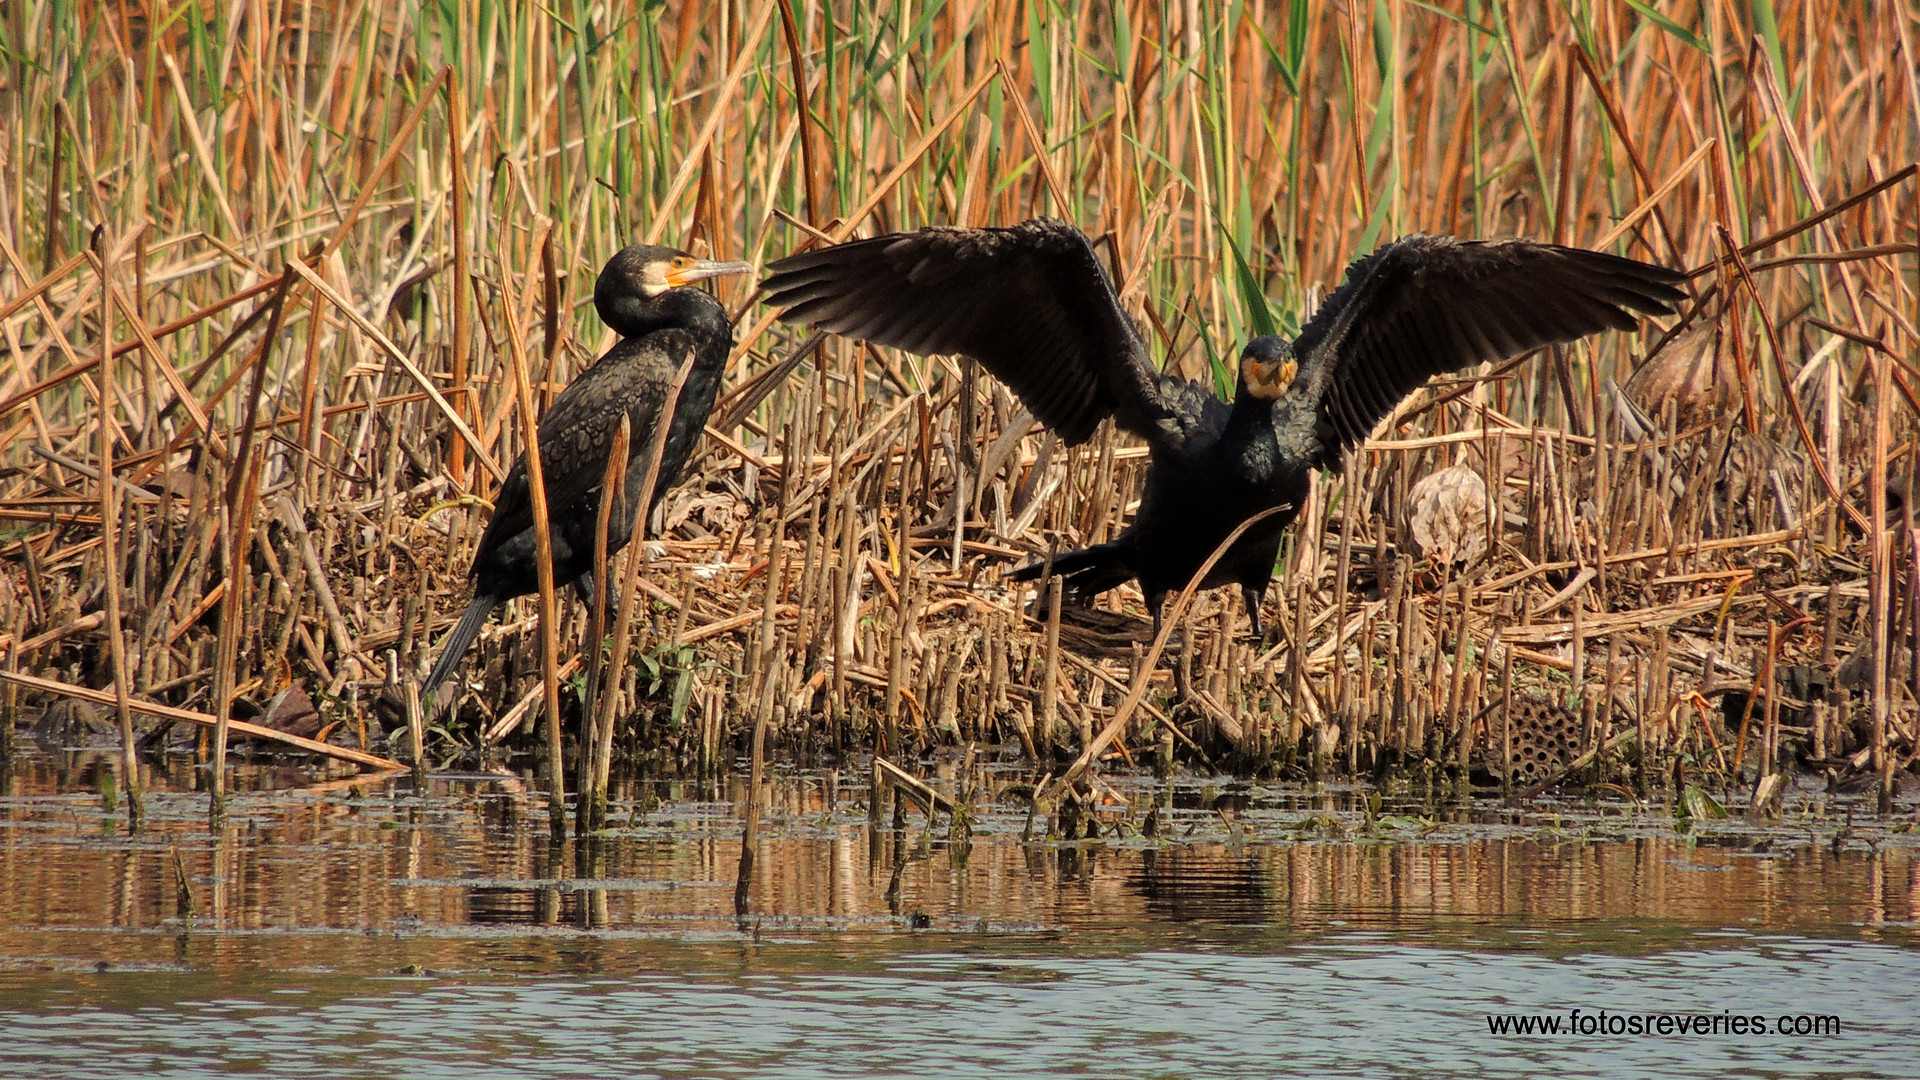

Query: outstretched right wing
<box><xmin>763</xmin><ymin>218</ymin><xmax>1190</xmax><ymax>449</ymax></box>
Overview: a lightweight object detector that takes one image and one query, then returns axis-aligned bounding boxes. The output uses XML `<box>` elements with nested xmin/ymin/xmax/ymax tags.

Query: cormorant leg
<box><xmin>574</xmin><ymin>572</ymin><xmax>622</xmax><ymax>613</ymax></box>
<box><xmin>1242</xmin><ymin>584</ymin><xmax>1266</xmax><ymax>638</ymax></box>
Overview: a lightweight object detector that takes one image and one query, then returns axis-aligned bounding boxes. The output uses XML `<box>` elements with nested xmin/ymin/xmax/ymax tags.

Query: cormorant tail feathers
<box><xmin>1007</xmin><ymin>541</ymin><xmax>1135</xmax><ymax>598</ymax></box>
<box><xmin>422</xmin><ymin>594</ymin><xmax>497</xmax><ymax>709</ymax></box>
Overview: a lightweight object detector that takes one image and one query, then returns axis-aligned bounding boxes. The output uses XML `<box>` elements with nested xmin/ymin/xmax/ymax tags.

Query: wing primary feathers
<box><xmin>1284</xmin><ymin>235</ymin><xmax>1684</xmax><ymax>462</ymax></box>
<box><xmin>768</xmin><ymin>225</ymin><xmax>1681</xmax><ymax>478</ymax></box>
<box><xmin>763</xmin><ymin>218</ymin><xmax>1194</xmax><ymax>452</ymax></box>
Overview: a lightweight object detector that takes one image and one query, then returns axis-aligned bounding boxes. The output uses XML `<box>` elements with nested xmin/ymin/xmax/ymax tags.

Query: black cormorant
<box><xmin>762</xmin><ymin>219</ymin><xmax>1684</xmax><ymax>634</ymax></box>
<box><xmin>423</xmin><ymin>244</ymin><xmax>751</xmax><ymax>702</ymax></box>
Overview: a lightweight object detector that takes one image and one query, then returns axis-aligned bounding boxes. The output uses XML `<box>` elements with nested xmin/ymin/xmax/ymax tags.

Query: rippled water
<box><xmin>1</xmin><ymin>748</ymin><xmax>1916</xmax><ymax>1078</ymax></box>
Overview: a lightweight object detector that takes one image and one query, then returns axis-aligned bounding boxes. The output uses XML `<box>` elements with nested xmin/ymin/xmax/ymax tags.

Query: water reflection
<box><xmin>0</xmin><ymin>749</ymin><xmax>1915</xmax><ymax>955</ymax></box>
<box><xmin>1133</xmin><ymin>848</ymin><xmax>1272</xmax><ymax>923</ymax></box>
<box><xmin>3</xmin><ymin>749</ymin><xmax>1918</xmax><ymax>1078</ymax></box>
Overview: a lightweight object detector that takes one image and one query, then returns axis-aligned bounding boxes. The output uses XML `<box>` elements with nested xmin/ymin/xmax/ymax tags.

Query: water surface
<box><xmin>1</xmin><ymin>749</ymin><xmax>1914</xmax><ymax>1078</ymax></box>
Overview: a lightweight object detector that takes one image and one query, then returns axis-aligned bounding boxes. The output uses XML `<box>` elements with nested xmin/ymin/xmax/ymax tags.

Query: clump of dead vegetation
<box><xmin>0</xmin><ymin>2</ymin><xmax>1915</xmax><ymax>829</ymax></box>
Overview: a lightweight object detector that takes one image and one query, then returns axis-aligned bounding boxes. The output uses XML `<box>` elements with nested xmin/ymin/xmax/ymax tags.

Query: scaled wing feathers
<box><xmin>1292</xmin><ymin>236</ymin><xmax>1686</xmax><ymax>464</ymax></box>
<box><xmin>763</xmin><ymin>218</ymin><xmax>1175</xmax><ymax>447</ymax></box>
<box><xmin>475</xmin><ymin>335</ymin><xmax>681</xmax><ymax>556</ymax></box>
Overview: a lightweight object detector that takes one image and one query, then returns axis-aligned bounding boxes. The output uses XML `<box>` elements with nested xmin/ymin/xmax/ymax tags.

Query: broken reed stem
<box><xmin>209</xmin><ymin>267</ymin><xmax>288</xmax><ymax>827</ymax></box>
<box><xmin>1496</xmin><ymin>616</ymin><xmax>1514</xmax><ymax>801</ymax></box>
<box><xmin>395</xmin><ymin>659</ymin><xmax>423</xmax><ymax>783</ymax></box>
<box><xmin>592</xmin><ymin>355</ymin><xmax>696</xmax><ymax>830</ymax></box>
<box><xmin>1041</xmin><ymin>576</ymin><xmax>1062</xmax><ymax>750</ymax></box>
<box><xmin>92</xmin><ymin>230</ymin><xmax>141</xmax><ymax>833</ymax></box>
<box><xmin>1</xmin><ymin>609</ymin><xmax>16</xmax><ymax>766</ymax></box>
<box><xmin>209</xmin><ymin>454</ymin><xmax>264</xmax><ymax>828</ymax></box>
<box><xmin>1040</xmin><ymin>505</ymin><xmax>1289</xmax><ymax>804</ymax></box>
<box><xmin>499</xmin><ymin>226</ymin><xmax>567</xmax><ymax>842</ymax></box>
<box><xmin>0</xmin><ymin>669</ymin><xmax>406</xmax><ymax>772</ymax></box>
<box><xmin>831</xmin><ymin>487</ymin><xmax>856</xmax><ymax>710</ymax></box>
<box><xmin>1761</xmin><ymin>621</ymin><xmax>1780</xmax><ymax>788</ymax></box>
<box><xmin>735</xmin><ymin>683</ymin><xmax>771</xmax><ymax>918</ymax></box>
<box><xmin>579</xmin><ymin>412</ymin><xmax>631</xmax><ymax>832</ymax></box>
<box><xmin>1449</xmin><ymin>583</ymin><xmax>1472</xmax><ymax>773</ymax></box>
<box><xmin>1871</xmin><ymin>325</ymin><xmax>1893</xmax><ymax>813</ymax></box>
<box><xmin>874</xmin><ymin>755</ymin><xmax>958</xmax><ymax>814</ymax></box>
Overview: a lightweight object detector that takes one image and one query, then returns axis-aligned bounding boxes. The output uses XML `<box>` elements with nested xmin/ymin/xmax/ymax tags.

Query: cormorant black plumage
<box><xmin>423</xmin><ymin>244</ymin><xmax>750</xmax><ymax>704</ymax></box>
<box><xmin>763</xmin><ymin>218</ymin><xmax>1685</xmax><ymax>634</ymax></box>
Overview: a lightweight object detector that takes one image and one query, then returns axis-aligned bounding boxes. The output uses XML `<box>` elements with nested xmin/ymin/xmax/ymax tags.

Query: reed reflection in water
<box><xmin>0</xmin><ymin>752</ymin><xmax>1916</xmax><ymax>948</ymax></box>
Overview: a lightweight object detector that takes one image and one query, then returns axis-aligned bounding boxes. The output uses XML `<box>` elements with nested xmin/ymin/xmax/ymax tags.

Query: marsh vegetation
<box><xmin>0</xmin><ymin>1</ymin><xmax>1916</xmax><ymax>828</ymax></box>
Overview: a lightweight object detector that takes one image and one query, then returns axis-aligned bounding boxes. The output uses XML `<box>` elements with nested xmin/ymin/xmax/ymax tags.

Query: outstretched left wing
<box><xmin>1289</xmin><ymin>236</ymin><xmax>1686</xmax><ymax>465</ymax></box>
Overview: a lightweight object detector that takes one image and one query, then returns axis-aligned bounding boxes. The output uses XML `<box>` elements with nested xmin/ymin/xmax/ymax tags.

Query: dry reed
<box><xmin>0</xmin><ymin>2</ymin><xmax>1915</xmax><ymax>823</ymax></box>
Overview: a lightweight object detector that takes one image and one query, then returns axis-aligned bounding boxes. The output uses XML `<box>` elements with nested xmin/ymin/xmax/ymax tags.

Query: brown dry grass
<box><xmin>0</xmin><ymin>2</ymin><xmax>1916</xmax><ymax>815</ymax></box>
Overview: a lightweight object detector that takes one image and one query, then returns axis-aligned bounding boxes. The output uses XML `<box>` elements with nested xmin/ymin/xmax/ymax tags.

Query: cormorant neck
<box><xmin>1226</xmin><ymin>374</ymin><xmax>1277</xmax><ymax>432</ymax></box>
<box><xmin>597</xmin><ymin>286</ymin><xmax>731</xmax><ymax>342</ymax></box>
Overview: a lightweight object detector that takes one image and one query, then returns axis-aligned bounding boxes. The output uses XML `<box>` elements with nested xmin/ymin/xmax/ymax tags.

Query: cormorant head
<box><xmin>1239</xmin><ymin>336</ymin><xmax>1297</xmax><ymax>400</ymax></box>
<box><xmin>596</xmin><ymin>244</ymin><xmax>753</xmax><ymax>331</ymax></box>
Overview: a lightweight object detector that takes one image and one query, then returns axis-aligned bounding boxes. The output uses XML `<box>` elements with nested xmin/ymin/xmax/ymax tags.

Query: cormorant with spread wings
<box><xmin>763</xmin><ymin>219</ymin><xmax>1684</xmax><ymax>634</ymax></box>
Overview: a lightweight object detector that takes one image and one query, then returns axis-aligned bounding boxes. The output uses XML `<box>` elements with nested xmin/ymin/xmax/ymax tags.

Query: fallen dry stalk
<box><xmin>1040</xmin><ymin>504</ymin><xmax>1289</xmax><ymax>805</ymax></box>
<box><xmin>0</xmin><ymin>669</ymin><xmax>404</xmax><ymax>771</ymax></box>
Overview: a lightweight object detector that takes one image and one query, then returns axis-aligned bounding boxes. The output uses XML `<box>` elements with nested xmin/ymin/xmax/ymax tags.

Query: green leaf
<box><xmin>1372</xmin><ymin>0</ymin><xmax>1395</xmax><ymax>77</ymax></box>
<box><xmin>1200</xmin><ymin>330</ymin><xmax>1232</xmax><ymax>400</ymax></box>
<box><xmin>1285</xmin><ymin>0</ymin><xmax>1309</xmax><ymax>88</ymax></box>
<box><xmin>1221</xmin><ymin>228</ymin><xmax>1277</xmax><ymax>340</ymax></box>
<box><xmin>1403</xmin><ymin>0</ymin><xmax>1497</xmax><ymax>35</ymax></box>
<box><xmin>1245</xmin><ymin>7</ymin><xmax>1304</xmax><ymax>95</ymax></box>
<box><xmin>1749</xmin><ymin>0</ymin><xmax>1795</xmax><ymax>111</ymax></box>
<box><xmin>669</xmin><ymin>669</ymin><xmax>693</xmax><ymax>728</ymax></box>
<box><xmin>1681</xmin><ymin>784</ymin><xmax>1729</xmax><ymax>821</ymax></box>
<box><xmin>1027</xmin><ymin>0</ymin><xmax>1052</xmax><ymax>126</ymax></box>
<box><xmin>1622</xmin><ymin>0</ymin><xmax>1708</xmax><ymax>52</ymax></box>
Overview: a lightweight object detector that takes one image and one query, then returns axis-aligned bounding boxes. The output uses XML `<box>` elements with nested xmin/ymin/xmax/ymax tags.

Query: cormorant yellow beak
<box><xmin>665</xmin><ymin>257</ymin><xmax>753</xmax><ymax>288</ymax></box>
<box><xmin>1242</xmin><ymin>355</ymin><xmax>1297</xmax><ymax>400</ymax></box>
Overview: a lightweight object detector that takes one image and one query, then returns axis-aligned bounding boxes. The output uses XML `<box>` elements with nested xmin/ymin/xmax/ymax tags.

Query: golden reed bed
<box><xmin>0</xmin><ymin>2</ymin><xmax>1914</xmax><ymax>828</ymax></box>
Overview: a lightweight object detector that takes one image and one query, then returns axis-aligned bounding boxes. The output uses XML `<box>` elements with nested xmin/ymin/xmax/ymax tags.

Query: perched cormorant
<box><xmin>423</xmin><ymin>244</ymin><xmax>751</xmax><ymax>702</ymax></box>
<box><xmin>763</xmin><ymin>218</ymin><xmax>1684</xmax><ymax>634</ymax></box>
